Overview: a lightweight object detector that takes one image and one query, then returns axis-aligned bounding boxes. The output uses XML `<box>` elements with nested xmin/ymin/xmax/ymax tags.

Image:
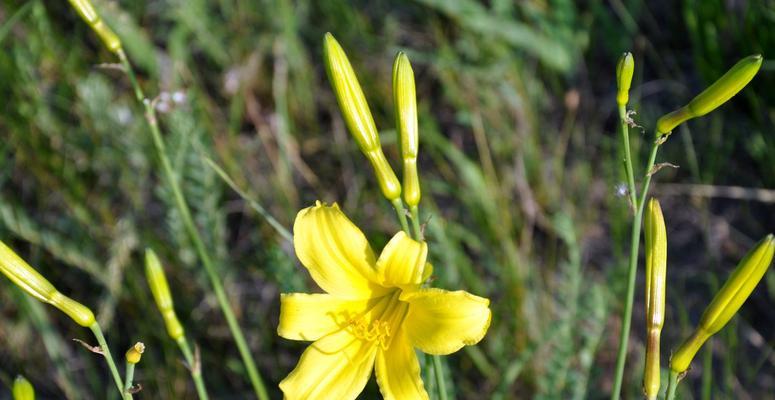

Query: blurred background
<box><xmin>0</xmin><ymin>0</ymin><xmax>774</xmax><ymax>398</ymax></box>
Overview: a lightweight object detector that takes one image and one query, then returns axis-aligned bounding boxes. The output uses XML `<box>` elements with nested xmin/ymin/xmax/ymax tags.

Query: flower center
<box><xmin>350</xmin><ymin>318</ymin><xmax>392</xmax><ymax>350</ymax></box>
<box><xmin>346</xmin><ymin>291</ymin><xmax>406</xmax><ymax>350</ymax></box>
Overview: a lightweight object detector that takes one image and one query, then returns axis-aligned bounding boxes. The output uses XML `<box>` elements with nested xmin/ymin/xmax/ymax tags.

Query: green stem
<box><xmin>177</xmin><ymin>337</ymin><xmax>210</xmax><ymax>400</ymax></box>
<box><xmin>123</xmin><ymin>362</ymin><xmax>135</xmax><ymax>399</ymax></box>
<box><xmin>409</xmin><ymin>205</ymin><xmax>422</xmax><ymax>241</ymax></box>
<box><xmin>391</xmin><ymin>198</ymin><xmax>410</xmax><ymax>234</ymax></box>
<box><xmin>116</xmin><ymin>50</ymin><xmax>268</xmax><ymax>400</ymax></box>
<box><xmin>89</xmin><ymin>323</ymin><xmax>129</xmax><ymax>400</ymax></box>
<box><xmin>433</xmin><ymin>354</ymin><xmax>448</xmax><ymax>400</ymax></box>
<box><xmin>610</xmin><ymin>136</ymin><xmax>661</xmax><ymax>400</ymax></box>
<box><xmin>618</xmin><ymin>105</ymin><xmax>638</xmax><ymax>209</ymax></box>
<box><xmin>665</xmin><ymin>370</ymin><xmax>679</xmax><ymax>400</ymax></box>
<box><xmin>701</xmin><ymin>340</ymin><xmax>712</xmax><ymax>400</ymax></box>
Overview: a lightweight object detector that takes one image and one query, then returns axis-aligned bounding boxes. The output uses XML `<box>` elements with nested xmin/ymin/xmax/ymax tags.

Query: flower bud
<box><xmin>67</xmin><ymin>0</ymin><xmax>122</xmax><ymax>53</ymax></box>
<box><xmin>50</xmin><ymin>292</ymin><xmax>97</xmax><ymax>327</ymax></box>
<box><xmin>656</xmin><ymin>55</ymin><xmax>763</xmax><ymax>136</ymax></box>
<box><xmin>13</xmin><ymin>375</ymin><xmax>35</xmax><ymax>400</ymax></box>
<box><xmin>125</xmin><ymin>342</ymin><xmax>145</xmax><ymax>364</ymax></box>
<box><xmin>323</xmin><ymin>33</ymin><xmax>401</xmax><ymax>201</ymax></box>
<box><xmin>145</xmin><ymin>249</ymin><xmax>185</xmax><ymax>340</ymax></box>
<box><xmin>0</xmin><ymin>240</ymin><xmax>95</xmax><ymax>327</ymax></box>
<box><xmin>643</xmin><ymin>198</ymin><xmax>667</xmax><ymax>399</ymax></box>
<box><xmin>671</xmin><ymin>234</ymin><xmax>775</xmax><ymax>373</ymax></box>
<box><xmin>616</xmin><ymin>52</ymin><xmax>634</xmax><ymax>106</ymax></box>
<box><xmin>393</xmin><ymin>52</ymin><xmax>421</xmax><ymax>207</ymax></box>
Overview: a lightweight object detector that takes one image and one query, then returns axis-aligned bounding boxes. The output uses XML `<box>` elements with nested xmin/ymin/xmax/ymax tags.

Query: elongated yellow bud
<box><xmin>67</xmin><ymin>0</ymin><xmax>122</xmax><ymax>53</ymax></box>
<box><xmin>13</xmin><ymin>375</ymin><xmax>35</xmax><ymax>400</ymax></box>
<box><xmin>145</xmin><ymin>249</ymin><xmax>185</xmax><ymax>340</ymax></box>
<box><xmin>323</xmin><ymin>33</ymin><xmax>401</xmax><ymax>201</ymax></box>
<box><xmin>393</xmin><ymin>52</ymin><xmax>421</xmax><ymax>207</ymax></box>
<box><xmin>670</xmin><ymin>234</ymin><xmax>775</xmax><ymax>373</ymax></box>
<box><xmin>656</xmin><ymin>55</ymin><xmax>763</xmax><ymax>135</ymax></box>
<box><xmin>125</xmin><ymin>342</ymin><xmax>145</xmax><ymax>364</ymax></box>
<box><xmin>0</xmin><ymin>240</ymin><xmax>95</xmax><ymax>327</ymax></box>
<box><xmin>616</xmin><ymin>52</ymin><xmax>634</xmax><ymax>106</ymax></box>
<box><xmin>643</xmin><ymin>198</ymin><xmax>667</xmax><ymax>399</ymax></box>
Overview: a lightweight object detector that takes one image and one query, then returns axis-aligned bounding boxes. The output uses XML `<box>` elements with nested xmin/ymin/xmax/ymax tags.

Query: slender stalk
<box><xmin>410</xmin><ymin>205</ymin><xmax>422</xmax><ymax>240</ymax></box>
<box><xmin>89</xmin><ymin>323</ymin><xmax>129</xmax><ymax>400</ymax></box>
<box><xmin>618</xmin><ymin>105</ymin><xmax>638</xmax><ymax>209</ymax></box>
<box><xmin>665</xmin><ymin>370</ymin><xmax>679</xmax><ymax>400</ymax></box>
<box><xmin>610</xmin><ymin>136</ymin><xmax>661</xmax><ymax>399</ymax></box>
<box><xmin>116</xmin><ymin>50</ymin><xmax>268</xmax><ymax>400</ymax></box>
<box><xmin>177</xmin><ymin>337</ymin><xmax>210</xmax><ymax>400</ymax></box>
<box><xmin>123</xmin><ymin>362</ymin><xmax>135</xmax><ymax>399</ymax></box>
<box><xmin>433</xmin><ymin>353</ymin><xmax>449</xmax><ymax>400</ymax></box>
<box><xmin>391</xmin><ymin>198</ymin><xmax>410</xmax><ymax>234</ymax></box>
<box><xmin>701</xmin><ymin>340</ymin><xmax>713</xmax><ymax>400</ymax></box>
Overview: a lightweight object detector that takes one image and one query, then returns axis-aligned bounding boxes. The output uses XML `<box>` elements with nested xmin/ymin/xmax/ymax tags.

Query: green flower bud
<box><xmin>671</xmin><ymin>234</ymin><xmax>775</xmax><ymax>373</ymax></box>
<box><xmin>616</xmin><ymin>52</ymin><xmax>634</xmax><ymax>106</ymax></box>
<box><xmin>392</xmin><ymin>52</ymin><xmax>421</xmax><ymax>207</ymax></box>
<box><xmin>145</xmin><ymin>249</ymin><xmax>185</xmax><ymax>340</ymax></box>
<box><xmin>0</xmin><ymin>240</ymin><xmax>95</xmax><ymax>327</ymax></box>
<box><xmin>643</xmin><ymin>198</ymin><xmax>667</xmax><ymax>399</ymax></box>
<box><xmin>67</xmin><ymin>0</ymin><xmax>122</xmax><ymax>53</ymax></box>
<box><xmin>323</xmin><ymin>33</ymin><xmax>401</xmax><ymax>201</ymax></box>
<box><xmin>656</xmin><ymin>55</ymin><xmax>763</xmax><ymax>135</ymax></box>
<box><xmin>12</xmin><ymin>375</ymin><xmax>35</xmax><ymax>400</ymax></box>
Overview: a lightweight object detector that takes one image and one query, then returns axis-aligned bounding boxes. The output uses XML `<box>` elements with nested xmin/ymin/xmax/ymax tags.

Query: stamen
<box><xmin>348</xmin><ymin>318</ymin><xmax>392</xmax><ymax>350</ymax></box>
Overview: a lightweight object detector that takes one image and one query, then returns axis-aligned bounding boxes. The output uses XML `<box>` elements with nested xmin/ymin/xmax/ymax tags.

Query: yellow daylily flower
<box><xmin>278</xmin><ymin>202</ymin><xmax>492</xmax><ymax>400</ymax></box>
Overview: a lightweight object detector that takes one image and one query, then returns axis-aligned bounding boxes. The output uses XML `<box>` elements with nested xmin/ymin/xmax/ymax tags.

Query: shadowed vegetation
<box><xmin>0</xmin><ymin>0</ymin><xmax>773</xmax><ymax>398</ymax></box>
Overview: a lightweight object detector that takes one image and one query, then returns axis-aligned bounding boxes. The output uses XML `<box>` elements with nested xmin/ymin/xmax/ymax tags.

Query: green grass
<box><xmin>1</xmin><ymin>0</ymin><xmax>774</xmax><ymax>398</ymax></box>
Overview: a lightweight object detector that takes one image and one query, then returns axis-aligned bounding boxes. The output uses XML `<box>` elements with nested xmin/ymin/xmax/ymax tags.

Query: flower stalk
<box><xmin>124</xmin><ymin>342</ymin><xmax>144</xmax><ymax>399</ymax></box>
<box><xmin>610</xmin><ymin>135</ymin><xmax>661</xmax><ymax>400</ymax></box>
<box><xmin>114</xmin><ymin>40</ymin><xmax>269</xmax><ymax>400</ymax></box>
<box><xmin>145</xmin><ymin>249</ymin><xmax>209</xmax><ymax>400</ymax></box>
<box><xmin>89</xmin><ymin>322</ymin><xmax>130</xmax><ymax>400</ymax></box>
<box><xmin>66</xmin><ymin>1</ymin><xmax>268</xmax><ymax>394</ymax></box>
<box><xmin>177</xmin><ymin>337</ymin><xmax>210</xmax><ymax>400</ymax></box>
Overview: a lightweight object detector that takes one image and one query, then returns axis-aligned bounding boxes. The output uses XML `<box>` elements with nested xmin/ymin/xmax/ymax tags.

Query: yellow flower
<box><xmin>278</xmin><ymin>202</ymin><xmax>492</xmax><ymax>400</ymax></box>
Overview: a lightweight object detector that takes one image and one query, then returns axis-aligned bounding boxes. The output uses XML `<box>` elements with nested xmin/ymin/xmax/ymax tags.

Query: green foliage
<box><xmin>0</xmin><ymin>0</ymin><xmax>773</xmax><ymax>398</ymax></box>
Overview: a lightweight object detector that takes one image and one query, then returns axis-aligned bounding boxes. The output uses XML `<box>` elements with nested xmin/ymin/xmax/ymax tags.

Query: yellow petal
<box><xmin>278</xmin><ymin>293</ymin><xmax>384</xmax><ymax>341</ymax></box>
<box><xmin>376</xmin><ymin>232</ymin><xmax>428</xmax><ymax>287</ymax></box>
<box><xmin>279</xmin><ymin>329</ymin><xmax>377</xmax><ymax>400</ymax></box>
<box><xmin>421</xmin><ymin>262</ymin><xmax>433</xmax><ymax>283</ymax></box>
<box><xmin>376</xmin><ymin>329</ymin><xmax>429</xmax><ymax>400</ymax></box>
<box><xmin>401</xmin><ymin>288</ymin><xmax>491</xmax><ymax>355</ymax></box>
<box><xmin>293</xmin><ymin>202</ymin><xmax>388</xmax><ymax>299</ymax></box>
